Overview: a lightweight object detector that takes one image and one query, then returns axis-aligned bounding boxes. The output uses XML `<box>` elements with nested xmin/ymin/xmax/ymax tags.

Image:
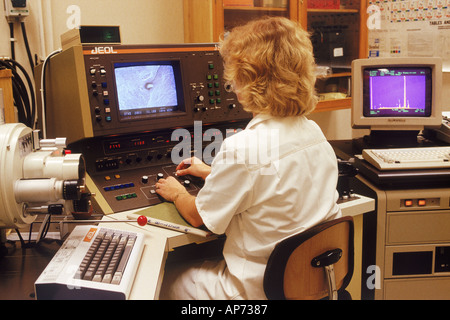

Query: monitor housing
<box><xmin>34</xmin><ymin>44</ymin><xmax>251</xmax><ymax>144</ymax></box>
<box><xmin>352</xmin><ymin>57</ymin><xmax>442</xmax><ymax>147</ymax></box>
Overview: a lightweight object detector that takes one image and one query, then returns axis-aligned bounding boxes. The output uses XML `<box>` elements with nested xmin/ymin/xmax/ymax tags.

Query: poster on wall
<box><xmin>367</xmin><ymin>0</ymin><xmax>450</xmax><ymax>70</ymax></box>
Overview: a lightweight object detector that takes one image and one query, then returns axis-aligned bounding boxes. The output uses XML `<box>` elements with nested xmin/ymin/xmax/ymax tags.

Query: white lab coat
<box><xmin>160</xmin><ymin>114</ymin><xmax>341</xmax><ymax>300</ymax></box>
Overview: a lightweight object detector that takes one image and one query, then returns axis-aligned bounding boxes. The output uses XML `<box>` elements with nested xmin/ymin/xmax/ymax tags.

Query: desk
<box><xmin>101</xmin><ymin>195</ymin><xmax>374</xmax><ymax>300</ymax></box>
<box><xmin>0</xmin><ymin>194</ymin><xmax>373</xmax><ymax>300</ymax></box>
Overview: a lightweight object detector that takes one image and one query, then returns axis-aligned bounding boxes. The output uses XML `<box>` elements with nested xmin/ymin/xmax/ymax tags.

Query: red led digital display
<box><xmin>132</xmin><ymin>140</ymin><xmax>145</xmax><ymax>147</ymax></box>
<box><xmin>108</xmin><ymin>142</ymin><xmax>121</xmax><ymax>150</ymax></box>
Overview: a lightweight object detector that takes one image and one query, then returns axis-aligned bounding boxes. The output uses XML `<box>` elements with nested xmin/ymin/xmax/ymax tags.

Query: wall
<box><xmin>0</xmin><ymin>0</ymin><xmax>184</xmax><ymax>81</ymax></box>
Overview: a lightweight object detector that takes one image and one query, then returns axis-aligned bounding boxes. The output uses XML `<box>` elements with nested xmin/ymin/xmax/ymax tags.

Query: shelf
<box><xmin>317</xmin><ymin>72</ymin><xmax>351</xmax><ymax>79</ymax></box>
<box><xmin>224</xmin><ymin>6</ymin><xmax>288</xmax><ymax>12</ymax></box>
<box><xmin>307</xmin><ymin>8</ymin><xmax>358</xmax><ymax>13</ymax></box>
<box><xmin>184</xmin><ymin>0</ymin><xmax>367</xmax><ymax>114</ymax></box>
<box><xmin>314</xmin><ymin>97</ymin><xmax>352</xmax><ymax>113</ymax></box>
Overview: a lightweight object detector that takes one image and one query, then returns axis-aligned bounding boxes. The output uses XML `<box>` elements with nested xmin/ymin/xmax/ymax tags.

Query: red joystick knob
<box><xmin>137</xmin><ymin>215</ymin><xmax>148</xmax><ymax>226</ymax></box>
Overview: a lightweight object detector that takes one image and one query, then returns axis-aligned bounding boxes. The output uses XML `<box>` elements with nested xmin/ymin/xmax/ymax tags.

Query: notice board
<box><xmin>367</xmin><ymin>0</ymin><xmax>450</xmax><ymax>70</ymax></box>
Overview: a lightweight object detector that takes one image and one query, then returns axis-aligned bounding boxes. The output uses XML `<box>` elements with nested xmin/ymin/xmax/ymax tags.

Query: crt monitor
<box><xmin>352</xmin><ymin>57</ymin><xmax>442</xmax><ymax>146</ymax></box>
<box><xmin>113</xmin><ymin>60</ymin><xmax>185</xmax><ymax>122</ymax></box>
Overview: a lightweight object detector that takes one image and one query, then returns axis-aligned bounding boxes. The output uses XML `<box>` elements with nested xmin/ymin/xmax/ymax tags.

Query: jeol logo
<box><xmin>91</xmin><ymin>47</ymin><xmax>119</xmax><ymax>54</ymax></box>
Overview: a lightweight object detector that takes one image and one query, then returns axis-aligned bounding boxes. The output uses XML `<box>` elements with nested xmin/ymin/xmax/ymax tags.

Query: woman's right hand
<box><xmin>175</xmin><ymin>157</ymin><xmax>211</xmax><ymax>180</ymax></box>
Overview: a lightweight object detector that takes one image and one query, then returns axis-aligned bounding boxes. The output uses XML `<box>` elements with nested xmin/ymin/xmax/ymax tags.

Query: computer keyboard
<box><xmin>362</xmin><ymin>146</ymin><xmax>450</xmax><ymax>170</ymax></box>
<box><xmin>35</xmin><ymin>225</ymin><xmax>145</xmax><ymax>300</ymax></box>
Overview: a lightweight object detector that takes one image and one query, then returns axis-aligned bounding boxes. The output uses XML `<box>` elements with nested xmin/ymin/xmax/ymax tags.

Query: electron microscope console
<box><xmin>35</xmin><ymin>43</ymin><xmax>252</xmax><ymax>215</ymax></box>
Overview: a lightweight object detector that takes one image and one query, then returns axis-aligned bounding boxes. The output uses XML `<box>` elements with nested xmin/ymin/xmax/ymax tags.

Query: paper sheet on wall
<box><xmin>367</xmin><ymin>0</ymin><xmax>450</xmax><ymax>70</ymax></box>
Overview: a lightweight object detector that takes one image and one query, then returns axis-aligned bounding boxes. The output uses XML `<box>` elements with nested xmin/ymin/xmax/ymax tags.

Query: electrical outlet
<box><xmin>4</xmin><ymin>0</ymin><xmax>29</xmax><ymax>22</ymax></box>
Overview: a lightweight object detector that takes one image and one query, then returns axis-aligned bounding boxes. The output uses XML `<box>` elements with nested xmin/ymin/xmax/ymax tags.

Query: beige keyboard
<box><xmin>35</xmin><ymin>225</ymin><xmax>145</xmax><ymax>300</ymax></box>
<box><xmin>362</xmin><ymin>146</ymin><xmax>450</xmax><ymax>170</ymax></box>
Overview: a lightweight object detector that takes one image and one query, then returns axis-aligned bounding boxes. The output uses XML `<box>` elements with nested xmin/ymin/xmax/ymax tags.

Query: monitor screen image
<box><xmin>113</xmin><ymin>61</ymin><xmax>183</xmax><ymax>121</ymax></box>
<box><xmin>363</xmin><ymin>67</ymin><xmax>431</xmax><ymax>118</ymax></box>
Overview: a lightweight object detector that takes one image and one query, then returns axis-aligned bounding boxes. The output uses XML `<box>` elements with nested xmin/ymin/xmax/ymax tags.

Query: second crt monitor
<box><xmin>351</xmin><ymin>57</ymin><xmax>442</xmax><ymax>133</ymax></box>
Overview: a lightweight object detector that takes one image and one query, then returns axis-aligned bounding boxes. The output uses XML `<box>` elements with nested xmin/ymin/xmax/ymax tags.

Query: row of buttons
<box><xmin>404</xmin><ymin>199</ymin><xmax>428</xmax><ymax>207</ymax></box>
<box><xmin>116</xmin><ymin>193</ymin><xmax>137</xmax><ymax>201</ymax></box>
<box><xmin>90</xmin><ymin>66</ymin><xmax>113</xmax><ymax>124</ymax></box>
<box><xmin>206</xmin><ymin>64</ymin><xmax>221</xmax><ymax>105</ymax></box>
<box><xmin>401</xmin><ymin>197</ymin><xmax>440</xmax><ymax>208</ymax></box>
<box><xmin>90</xmin><ymin>67</ymin><xmax>106</xmax><ymax>76</ymax></box>
<box><xmin>104</xmin><ymin>182</ymin><xmax>135</xmax><ymax>192</ymax></box>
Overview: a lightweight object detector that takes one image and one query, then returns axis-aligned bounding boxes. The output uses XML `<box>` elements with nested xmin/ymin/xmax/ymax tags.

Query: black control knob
<box><xmin>62</xmin><ymin>180</ymin><xmax>82</xmax><ymax>200</ymax></box>
<box><xmin>229</xmin><ymin>103</ymin><xmax>236</xmax><ymax>109</ymax></box>
<box><xmin>183</xmin><ymin>180</ymin><xmax>191</xmax><ymax>187</ymax></box>
<box><xmin>157</xmin><ymin>173</ymin><xmax>164</xmax><ymax>180</ymax></box>
<box><xmin>142</xmin><ymin>175</ymin><xmax>149</xmax><ymax>184</ymax></box>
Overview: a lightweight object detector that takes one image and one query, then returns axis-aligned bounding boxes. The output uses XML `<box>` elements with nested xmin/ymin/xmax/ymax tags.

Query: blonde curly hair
<box><xmin>219</xmin><ymin>17</ymin><xmax>317</xmax><ymax>117</ymax></box>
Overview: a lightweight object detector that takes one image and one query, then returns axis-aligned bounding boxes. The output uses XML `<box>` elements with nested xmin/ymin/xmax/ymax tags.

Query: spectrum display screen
<box><xmin>362</xmin><ymin>67</ymin><xmax>432</xmax><ymax>117</ymax></box>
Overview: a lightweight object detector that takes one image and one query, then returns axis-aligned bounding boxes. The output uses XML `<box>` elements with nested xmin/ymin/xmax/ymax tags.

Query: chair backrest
<box><xmin>263</xmin><ymin>216</ymin><xmax>354</xmax><ymax>300</ymax></box>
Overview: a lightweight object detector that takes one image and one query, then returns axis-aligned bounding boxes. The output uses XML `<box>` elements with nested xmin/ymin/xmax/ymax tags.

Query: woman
<box><xmin>156</xmin><ymin>16</ymin><xmax>341</xmax><ymax>300</ymax></box>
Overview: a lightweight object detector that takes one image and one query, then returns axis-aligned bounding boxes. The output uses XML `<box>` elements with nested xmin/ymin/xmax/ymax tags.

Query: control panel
<box><xmin>37</xmin><ymin>43</ymin><xmax>252</xmax><ymax>214</ymax></box>
<box><xmin>69</xmin><ymin>121</ymin><xmax>248</xmax><ymax>213</ymax></box>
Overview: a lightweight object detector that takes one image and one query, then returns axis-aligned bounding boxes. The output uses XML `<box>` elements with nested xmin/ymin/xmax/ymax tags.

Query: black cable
<box><xmin>8</xmin><ymin>64</ymin><xmax>31</xmax><ymax>120</ymax></box>
<box><xmin>0</xmin><ymin>60</ymin><xmax>30</xmax><ymax>126</ymax></box>
<box><xmin>28</xmin><ymin>223</ymin><xmax>33</xmax><ymax>244</ymax></box>
<box><xmin>10</xmin><ymin>79</ymin><xmax>28</xmax><ymax>125</ymax></box>
<box><xmin>9</xmin><ymin>22</ymin><xmax>15</xmax><ymax>62</ymax></box>
<box><xmin>0</xmin><ymin>59</ymin><xmax>35</xmax><ymax>127</ymax></box>
<box><xmin>14</xmin><ymin>229</ymin><xmax>25</xmax><ymax>248</ymax></box>
<box><xmin>40</xmin><ymin>215</ymin><xmax>51</xmax><ymax>240</ymax></box>
<box><xmin>20</xmin><ymin>21</ymin><xmax>34</xmax><ymax>76</ymax></box>
<box><xmin>6</xmin><ymin>59</ymin><xmax>36</xmax><ymax>127</ymax></box>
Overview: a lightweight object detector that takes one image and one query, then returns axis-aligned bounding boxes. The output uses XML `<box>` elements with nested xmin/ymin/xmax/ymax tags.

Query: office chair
<box><xmin>263</xmin><ymin>216</ymin><xmax>354</xmax><ymax>300</ymax></box>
